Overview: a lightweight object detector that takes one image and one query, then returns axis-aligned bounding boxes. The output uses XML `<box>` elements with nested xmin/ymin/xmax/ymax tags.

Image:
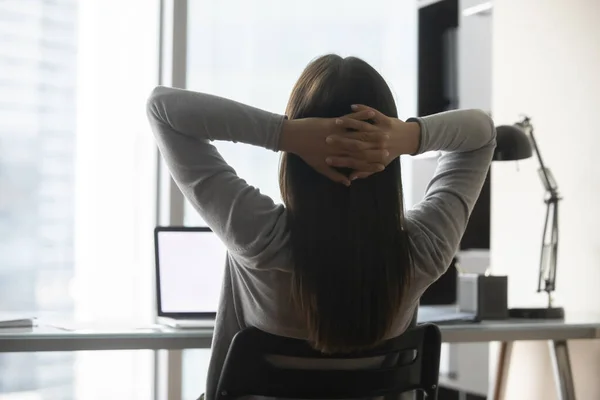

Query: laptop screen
<box><xmin>155</xmin><ymin>227</ymin><xmax>227</xmax><ymax>316</ymax></box>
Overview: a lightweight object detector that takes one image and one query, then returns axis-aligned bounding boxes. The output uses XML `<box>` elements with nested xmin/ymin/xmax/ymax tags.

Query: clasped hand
<box><xmin>285</xmin><ymin>105</ymin><xmax>401</xmax><ymax>186</ymax></box>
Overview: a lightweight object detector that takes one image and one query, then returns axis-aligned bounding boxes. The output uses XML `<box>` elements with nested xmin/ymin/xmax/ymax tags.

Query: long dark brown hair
<box><xmin>280</xmin><ymin>55</ymin><xmax>413</xmax><ymax>354</ymax></box>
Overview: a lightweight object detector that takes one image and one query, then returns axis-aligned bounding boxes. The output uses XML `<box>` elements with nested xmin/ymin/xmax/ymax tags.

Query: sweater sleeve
<box><xmin>146</xmin><ymin>86</ymin><xmax>288</xmax><ymax>263</ymax></box>
<box><xmin>404</xmin><ymin>109</ymin><xmax>496</xmax><ymax>284</ymax></box>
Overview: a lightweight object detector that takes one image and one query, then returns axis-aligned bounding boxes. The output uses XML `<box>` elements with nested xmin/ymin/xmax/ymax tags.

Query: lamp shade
<box><xmin>493</xmin><ymin>125</ymin><xmax>533</xmax><ymax>161</ymax></box>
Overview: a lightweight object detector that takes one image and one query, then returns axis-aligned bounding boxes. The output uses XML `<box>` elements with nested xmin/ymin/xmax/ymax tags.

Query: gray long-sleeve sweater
<box><xmin>146</xmin><ymin>86</ymin><xmax>496</xmax><ymax>400</ymax></box>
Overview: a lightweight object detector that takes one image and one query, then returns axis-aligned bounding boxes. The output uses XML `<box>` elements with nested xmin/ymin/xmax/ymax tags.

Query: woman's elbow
<box><xmin>146</xmin><ymin>86</ymin><xmax>171</xmax><ymax>122</ymax></box>
<box><xmin>472</xmin><ymin>109</ymin><xmax>497</xmax><ymax>146</ymax></box>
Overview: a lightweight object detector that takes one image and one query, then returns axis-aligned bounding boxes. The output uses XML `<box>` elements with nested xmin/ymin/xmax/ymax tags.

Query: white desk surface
<box><xmin>1</xmin><ymin>317</ymin><xmax>599</xmax><ymax>353</ymax></box>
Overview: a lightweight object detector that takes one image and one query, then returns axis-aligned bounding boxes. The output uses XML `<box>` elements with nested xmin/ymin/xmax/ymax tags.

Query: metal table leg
<box><xmin>155</xmin><ymin>349</ymin><xmax>184</xmax><ymax>400</ymax></box>
<box><xmin>549</xmin><ymin>340</ymin><xmax>576</xmax><ymax>400</ymax></box>
<box><xmin>488</xmin><ymin>341</ymin><xmax>513</xmax><ymax>400</ymax></box>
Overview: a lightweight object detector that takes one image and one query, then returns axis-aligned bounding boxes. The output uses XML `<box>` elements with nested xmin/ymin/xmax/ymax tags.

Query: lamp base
<box><xmin>508</xmin><ymin>306</ymin><xmax>565</xmax><ymax>319</ymax></box>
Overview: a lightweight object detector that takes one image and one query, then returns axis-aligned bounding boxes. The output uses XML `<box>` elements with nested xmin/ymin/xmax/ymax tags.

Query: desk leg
<box><xmin>549</xmin><ymin>340</ymin><xmax>576</xmax><ymax>400</ymax></box>
<box><xmin>155</xmin><ymin>350</ymin><xmax>184</xmax><ymax>400</ymax></box>
<box><xmin>488</xmin><ymin>341</ymin><xmax>513</xmax><ymax>400</ymax></box>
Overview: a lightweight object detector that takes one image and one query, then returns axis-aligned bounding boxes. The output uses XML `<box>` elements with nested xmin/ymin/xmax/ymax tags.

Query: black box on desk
<box><xmin>458</xmin><ymin>274</ymin><xmax>508</xmax><ymax>320</ymax></box>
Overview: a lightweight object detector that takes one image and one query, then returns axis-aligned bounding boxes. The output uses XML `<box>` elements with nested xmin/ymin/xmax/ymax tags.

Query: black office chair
<box><xmin>215</xmin><ymin>323</ymin><xmax>441</xmax><ymax>400</ymax></box>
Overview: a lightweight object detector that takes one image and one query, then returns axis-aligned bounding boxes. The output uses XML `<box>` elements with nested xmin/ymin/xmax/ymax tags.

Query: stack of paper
<box><xmin>0</xmin><ymin>316</ymin><xmax>36</xmax><ymax>329</ymax></box>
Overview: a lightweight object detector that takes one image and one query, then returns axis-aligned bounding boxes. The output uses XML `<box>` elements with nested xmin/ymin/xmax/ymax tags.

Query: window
<box><xmin>0</xmin><ymin>0</ymin><xmax>159</xmax><ymax>399</ymax></box>
<box><xmin>2</xmin><ymin>1</ymin><xmax>418</xmax><ymax>398</ymax></box>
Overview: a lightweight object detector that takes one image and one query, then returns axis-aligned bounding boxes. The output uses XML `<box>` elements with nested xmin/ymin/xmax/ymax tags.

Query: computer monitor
<box><xmin>154</xmin><ymin>227</ymin><xmax>227</xmax><ymax>318</ymax></box>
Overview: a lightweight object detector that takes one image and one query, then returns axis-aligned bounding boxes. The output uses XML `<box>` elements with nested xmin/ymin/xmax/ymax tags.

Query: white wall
<box><xmin>491</xmin><ymin>0</ymin><xmax>600</xmax><ymax>398</ymax></box>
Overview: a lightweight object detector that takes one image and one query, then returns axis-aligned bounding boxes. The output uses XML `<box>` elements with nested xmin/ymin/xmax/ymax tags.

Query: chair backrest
<box><xmin>215</xmin><ymin>323</ymin><xmax>441</xmax><ymax>400</ymax></box>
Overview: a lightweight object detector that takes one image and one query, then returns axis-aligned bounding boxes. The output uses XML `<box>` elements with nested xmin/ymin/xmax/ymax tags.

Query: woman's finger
<box><xmin>326</xmin><ymin>134</ymin><xmax>389</xmax><ymax>153</ymax></box>
<box><xmin>350</xmin><ymin>104</ymin><xmax>386</xmax><ymax>122</ymax></box>
<box><xmin>337</xmin><ymin>130</ymin><xmax>389</xmax><ymax>144</ymax></box>
<box><xmin>327</xmin><ymin>135</ymin><xmax>370</xmax><ymax>152</ymax></box>
<box><xmin>334</xmin><ymin>116</ymin><xmax>378</xmax><ymax>132</ymax></box>
<box><xmin>330</xmin><ymin>139</ymin><xmax>389</xmax><ymax>162</ymax></box>
<box><xmin>361</xmin><ymin>149</ymin><xmax>390</xmax><ymax>163</ymax></box>
<box><xmin>343</xmin><ymin>109</ymin><xmax>376</xmax><ymax>121</ymax></box>
<box><xmin>320</xmin><ymin>166</ymin><xmax>351</xmax><ymax>187</ymax></box>
<box><xmin>349</xmin><ymin>170</ymin><xmax>375</xmax><ymax>181</ymax></box>
<box><xmin>326</xmin><ymin>156</ymin><xmax>385</xmax><ymax>172</ymax></box>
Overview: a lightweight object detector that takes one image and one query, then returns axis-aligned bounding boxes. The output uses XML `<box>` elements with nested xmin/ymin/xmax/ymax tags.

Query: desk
<box><xmin>1</xmin><ymin>319</ymin><xmax>599</xmax><ymax>400</ymax></box>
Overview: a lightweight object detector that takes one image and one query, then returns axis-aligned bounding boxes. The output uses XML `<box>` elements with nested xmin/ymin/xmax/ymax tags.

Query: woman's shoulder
<box><xmin>229</xmin><ymin>208</ymin><xmax>294</xmax><ymax>272</ymax></box>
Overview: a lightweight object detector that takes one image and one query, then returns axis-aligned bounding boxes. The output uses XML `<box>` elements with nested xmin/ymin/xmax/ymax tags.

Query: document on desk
<box><xmin>43</xmin><ymin>321</ymin><xmax>165</xmax><ymax>332</ymax></box>
<box><xmin>0</xmin><ymin>316</ymin><xmax>36</xmax><ymax>329</ymax></box>
<box><xmin>417</xmin><ymin>306</ymin><xmax>478</xmax><ymax>325</ymax></box>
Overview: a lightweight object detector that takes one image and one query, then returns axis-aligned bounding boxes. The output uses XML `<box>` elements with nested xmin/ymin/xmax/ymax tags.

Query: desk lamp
<box><xmin>494</xmin><ymin>116</ymin><xmax>564</xmax><ymax>319</ymax></box>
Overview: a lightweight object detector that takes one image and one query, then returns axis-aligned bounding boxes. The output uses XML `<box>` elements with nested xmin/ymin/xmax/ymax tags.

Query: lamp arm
<box><xmin>518</xmin><ymin>117</ymin><xmax>560</xmax><ymax>197</ymax></box>
<box><xmin>539</xmin><ymin>196</ymin><xmax>559</xmax><ymax>304</ymax></box>
<box><xmin>517</xmin><ymin>117</ymin><xmax>561</xmax><ymax>305</ymax></box>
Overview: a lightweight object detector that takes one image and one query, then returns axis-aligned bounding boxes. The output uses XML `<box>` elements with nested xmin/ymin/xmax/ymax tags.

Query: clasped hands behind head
<box><xmin>281</xmin><ymin>104</ymin><xmax>420</xmax><ymax>187</ymax></box>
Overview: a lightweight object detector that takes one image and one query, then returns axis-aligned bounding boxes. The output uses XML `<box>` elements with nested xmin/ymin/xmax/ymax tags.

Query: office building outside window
<box><xmin>0</xmin><ymin>0</ymin><xmax>78</xmax><ymax>398</ymax></box>
<box><xmin>1</xmin><ymin>1</ymin><xmax>159</xmax><ymax>399</ymax></box>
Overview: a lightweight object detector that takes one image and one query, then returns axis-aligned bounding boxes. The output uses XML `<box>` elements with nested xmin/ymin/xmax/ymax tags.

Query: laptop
<box><xmin>154</xmin><ymin>226</ymin><xmax>227</xmax><ymax>329</ymax></box>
